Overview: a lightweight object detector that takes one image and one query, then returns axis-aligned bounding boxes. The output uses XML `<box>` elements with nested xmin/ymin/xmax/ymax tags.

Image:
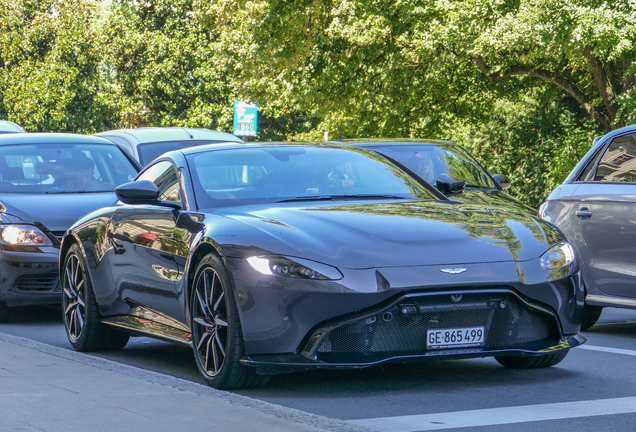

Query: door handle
<box><xmin>575</xmin><ymin>209</ymin><xmax>592</xmax><ymax>219</ymax></box>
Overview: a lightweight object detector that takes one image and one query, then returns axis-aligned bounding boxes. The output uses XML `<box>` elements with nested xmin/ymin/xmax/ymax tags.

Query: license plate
<box><xmin>426</xmin><ymin>327</ymin><xmax>485</xmax><ymax>349</ymax></box>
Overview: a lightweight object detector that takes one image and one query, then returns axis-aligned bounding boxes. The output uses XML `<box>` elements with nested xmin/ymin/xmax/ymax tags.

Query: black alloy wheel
<box><xmin>62</xmin><ymin>243</ymin><xmax>129</xmax><ymax>351</ymax></box>
<box><xmin>190</xmin><ymin>254</ymin><xmax>269</xmax><ymax>389</ymax></box>
<box><xmin>495</xmin><ymin>351</ymin><xmax>569</xmax><ymax>369</ymax></box>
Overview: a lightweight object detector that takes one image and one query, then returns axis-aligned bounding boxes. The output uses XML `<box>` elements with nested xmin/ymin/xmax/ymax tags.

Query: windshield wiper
<box><xmin>45</xmin><ymin>190</ymin><xmax>111</xmax><ymax>194</ymax></box>
<box><xmin>464</xmin><ymin>184</ymin><xmax>497</xmax><ymax>190</ymax></box>
<box><xmin>331</xmin><ymin>194</ymin><xmax>412</xmax><ymax>200</ymax></box>
<box><xmin>277</xmin><ymin>195</ymin><xmax>334</xmax><ymax>203</ymax></box>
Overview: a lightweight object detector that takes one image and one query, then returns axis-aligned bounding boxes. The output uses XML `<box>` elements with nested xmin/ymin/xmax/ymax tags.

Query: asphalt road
<box><xmin>2</xmin><ymin>306</ymin><xmax>636</xmax><ymax>431</ymax></box>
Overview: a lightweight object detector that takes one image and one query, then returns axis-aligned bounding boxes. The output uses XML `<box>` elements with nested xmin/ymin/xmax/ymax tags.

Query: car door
<box><xmin>107</xmin><ymin>160</ymin><xmax>187</xmax><ymax>321</ymax></box>
<box><xmin>567</xmin><ymin>132</ymin><xmax>636</xmax><ymax>298</ymax></box>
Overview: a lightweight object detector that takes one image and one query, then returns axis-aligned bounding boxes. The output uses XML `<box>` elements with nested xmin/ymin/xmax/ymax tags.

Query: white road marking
<box><xmin>348</xmin><ymin>396</ymin><xmax>636</xmax><ymax>431</ymax></box>
<box><xmin>577</xmin><ymin>344</ymin><xmax>636</xmax><ymax>356</ymax></box>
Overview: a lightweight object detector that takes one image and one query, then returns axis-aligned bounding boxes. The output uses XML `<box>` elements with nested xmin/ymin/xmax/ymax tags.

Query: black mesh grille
<box><xmin>14</xmin><ymin>274</ymin><xmax>60</xmax><ymax>292</ymax></box>
<box><xmin>316</xmin><ymin>293</ymin><xmax>556</xmax><ymax>358</ymax></box>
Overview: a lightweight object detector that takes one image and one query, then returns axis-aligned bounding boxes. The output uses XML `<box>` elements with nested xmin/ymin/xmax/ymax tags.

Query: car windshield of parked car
<box><xmin>371</xmin><ymin>144</ymin><xmax>498</xmax><ymax>189</ymax></box>
<box><xmin>187</xmin><ymin>146</ymin><xmax>441</xmax><ymax>208</ymax></box>
<box><xmin>138</xmin><ymin>140</ymin><xmax>230</xmax><ymax>165</ymax></box>
<box><xmin>0</xmin><ymin>143</ymin><xmax>138</xmax><ymax>194</ymax></box>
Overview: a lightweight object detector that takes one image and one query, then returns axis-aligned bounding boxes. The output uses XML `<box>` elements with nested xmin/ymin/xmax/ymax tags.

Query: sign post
<box><xmin>233</xmin><ymin>101</ymin><xmax>258</xmax><ymax>142</ymax></box>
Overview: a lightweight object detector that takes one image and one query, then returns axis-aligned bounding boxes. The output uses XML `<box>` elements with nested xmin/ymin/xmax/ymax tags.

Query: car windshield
<box><xmin>0</xmin><ymin>143</ymin><xmax>138</xmax><ymax>194</ymax></box>
<box><xmin>370</xmin><ymin>144</ymin><xmax>498</xmax><ymax>189</ymax></box>
<box><xmin>138</xmin><ymin>140</ymin><xmax>231</xmax><ymax>165</ymax></box>
<box><xmin>187</xmin><ymin>145</ymin><xmax>441</xmax><ymax>208</ymax></box>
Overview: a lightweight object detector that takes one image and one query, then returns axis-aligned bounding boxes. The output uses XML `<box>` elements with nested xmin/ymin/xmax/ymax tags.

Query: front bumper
<box><xmin>242</xmin><ymin>334</ymin><xmax>586</xmax><ymax>374</ymax></box>
<box><xmin>228</xmin><ymin>257</ymin><xmax>583</xmax><ymax>359</ymax></box>
<box><xmin>239</xmin><ymin>289</ymin><xmax>586</xmax><ymax>374</ymax></box>
<box><xmin>0</xmin><ymin>247</ymin><xmax>61</xmax><ymax>306</ymax></box>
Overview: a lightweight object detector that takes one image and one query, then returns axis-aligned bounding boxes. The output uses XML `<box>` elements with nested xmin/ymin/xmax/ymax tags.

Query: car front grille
<box><xmin>14</xmin><ymin>274</ymin><xmax>60</xmax><ymax>292</ymax></box>
<box><xmin>313</xmin><ymin>292</ymin><xmax>558</xmax><ymax>360</ymax></box>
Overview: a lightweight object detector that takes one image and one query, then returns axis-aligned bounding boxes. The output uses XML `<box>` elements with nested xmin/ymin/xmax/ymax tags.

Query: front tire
<box><xmin>62</xmin><ymin>244</ymin><xmax>130</xmax><ymax>351</ymax></box>
<box><xmin>190</xmin><ymin>253</ymin><xmax>269</xmax><ymax>389</ymax></box>
<box><xmin>495</xmin><ymin>351</ymin><xmax>569</xmax><ymax>369</ymax></box>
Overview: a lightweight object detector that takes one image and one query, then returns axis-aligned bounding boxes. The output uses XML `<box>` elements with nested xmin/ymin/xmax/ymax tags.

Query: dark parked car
<box><xmin>95</xmin><ymin>127</ymin><xmax>243</xmax><ymax>166</ymax></box>
<box><xmin>0</xmin><ymin>133</ymin><xmax>141</xmax><ymax>322</ymax></box>
<box><xmin>539</xmin><ymin>123</ymin><xmax>636</xmax><ymax>330</ymax></box>
<box><xmin>60</xmin><ymin>142</ymin><xmax>584</xmax><ymax>389</ymax></box>
<box><xmin>344</xmin><ymin>139</ymin><xmax>532</xmax><ymax>210</ymax></box>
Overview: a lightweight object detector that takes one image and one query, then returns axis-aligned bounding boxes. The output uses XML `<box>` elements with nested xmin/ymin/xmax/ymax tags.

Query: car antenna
<box><xmin>181</xmin><ymin>127</ymin><xmax>194</xmax><ymax>139</ymax></box>
<box><xmin>337</xmin><ymin>124</ymin><xmax>346</xmax><ymax>140</ymax></box>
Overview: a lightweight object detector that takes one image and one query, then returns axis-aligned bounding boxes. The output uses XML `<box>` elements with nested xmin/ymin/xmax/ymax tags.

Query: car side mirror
<box><xmin>436</xmin><ymin>174</ymin><xmax>466</xmax><ymax>195</ymax></box>
<box><xmin>115</xmin><ymin>180</ymin><xmax>182</xmax><ymax>210</ymax></box>
<box><xmin>492</xmin><ymin>174</ymin><xmax>511</xmax><ymax>190</ymax></box>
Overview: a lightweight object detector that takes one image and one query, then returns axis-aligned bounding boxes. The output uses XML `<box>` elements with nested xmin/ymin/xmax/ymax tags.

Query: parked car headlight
<box><xmin>247</xmin><ymin>256</ymin><xmax>342</xmax><ymax>280</ymax></box>
<box><xmin>0</xmin><ymin>225</ymin><xmax>53</xmax><ymax>246</ymax></box>
<box><xmin>540</xmin><ymin>242</ymin><xmax>575</xmax><ymax>270</ymax></box>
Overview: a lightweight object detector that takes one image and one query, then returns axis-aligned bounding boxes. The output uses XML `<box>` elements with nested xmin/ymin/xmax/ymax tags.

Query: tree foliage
<box><xmin>0</xmin><ymin>0</ymin><xmax>634</xmax><ymax>206</ymax></box>
<box><xmin>0</xmin><ymin>0</ymin><xmax>108</xmax><ymax>132</ymax></box>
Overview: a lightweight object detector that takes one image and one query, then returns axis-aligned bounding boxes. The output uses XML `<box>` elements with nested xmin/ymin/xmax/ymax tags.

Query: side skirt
<box><xmin>101</xmin><ymin>303</ymin><xmax>192</xmax><ymax>347</ymax></box>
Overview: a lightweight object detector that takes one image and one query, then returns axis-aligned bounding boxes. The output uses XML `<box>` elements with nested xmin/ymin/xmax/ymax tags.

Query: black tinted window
<box><xmin>137</xmin><ymin>140</ymin><xmax>226</xmax><ymax>165</ymax></box>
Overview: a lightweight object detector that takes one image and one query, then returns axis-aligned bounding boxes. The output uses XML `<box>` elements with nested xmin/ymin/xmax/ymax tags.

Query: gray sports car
<box><xmin>60</xmin><ymin>142</ymin><xmax>585</xmax><ymax>389</ymax></box>
<box><xmin>540</xmin><ymin>123</ymin><xmax>636</xmax><ymax>330</ymax></box>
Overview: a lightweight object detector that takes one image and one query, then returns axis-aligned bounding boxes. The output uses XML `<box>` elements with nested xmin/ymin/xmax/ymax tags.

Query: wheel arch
<box><xmin>59</xmin><ymin>233</ymin><xmax>81</xmax><ymax>277</ymax></box>
<box><xmin>184</xmin><ymin>238</ymin><xmax>226</xmax><ymax>327</ymax></box>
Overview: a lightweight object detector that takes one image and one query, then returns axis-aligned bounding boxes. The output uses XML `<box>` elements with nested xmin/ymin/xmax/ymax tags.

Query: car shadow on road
<box><xmin>3</xmin><ymin>304</ymin><xmax>63</xmax><ymax>324</ymax></box>
<box><xmin>584</xmin><ymin>321</ymin><xmax>636</xmax><ymax>338</ymax></box>
<box><xmin>242</xmin><ymin>356</ymin><xmax>582</xmax><ymax>396</ymax></box>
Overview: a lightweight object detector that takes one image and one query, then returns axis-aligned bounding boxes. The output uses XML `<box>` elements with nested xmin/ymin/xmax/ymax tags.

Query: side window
<box><xmin>577</xmin><ymin>149</ymin><xmax>604</xmax><ymax>182</ymax></box>
<box><xmin>594</xmin><ymin>134</ymin><xmax>636</xmax><ymax>182</ymax></box>
<box><xmin>137</xmin><ymin>161</ymin><xmax>181</xmax><ymax>201</ymax></box>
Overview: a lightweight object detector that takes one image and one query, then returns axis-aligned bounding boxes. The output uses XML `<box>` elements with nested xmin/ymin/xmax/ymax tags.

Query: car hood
<box><xmin>217</xmin><ymin>200</ymin><xmax>560</xmax><ymax>269</ymax></box>
<box><xmin>0</xmin><ymin>192</ymin><xmax>119</xmax><ymax>232</ymax></box>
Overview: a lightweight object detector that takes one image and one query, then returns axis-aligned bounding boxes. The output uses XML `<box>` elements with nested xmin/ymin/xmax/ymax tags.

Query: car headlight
<box><xmin>540</xmin><ymin>242</ymin><xmax>575</xmax><ymax>270</ymax></box>
<box><xmin>0</xmin><ymin>225</ymin><xmax>53</xmax><ymax>246</ymax></box>
<box><xmin>247</xmin><ymin>256</ymin><xmax>342</xmax><ymax>280</ymax></box>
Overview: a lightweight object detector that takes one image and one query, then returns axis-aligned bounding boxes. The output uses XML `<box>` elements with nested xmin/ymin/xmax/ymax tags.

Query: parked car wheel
<box><xmin>62</xmin><ymin>244</ymin><xmax>130</xmax><ymax>351</ymax></box>
<box><xmin>0</xmin><ymin>302</ymin><xmax>9</xmax><ymax>323</ymax></box>
<box><xmin>191</xmin><ymin>254</ymin><xmax>269</xmax><ymax>389</ymax></box>
<box><xmin>495</xmin><ymin>351</ymin><xmax>569</xmax><ymax>369</ymax></box>
<box><xmin>581</xmin><ymin>303</ymin><xmax>603</xmax><ymax>331</ymax></box>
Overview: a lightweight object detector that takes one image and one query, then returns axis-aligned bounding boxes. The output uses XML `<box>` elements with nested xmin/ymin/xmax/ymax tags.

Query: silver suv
<box><xmin>95</xmin><ymin>127</ymin><xmax>243</xmax><ymax>166</ymax></box>
<box><xmin>540</xmin><ymin>123</ymin><xmax>636</xmax><ymax>330</ymax></box>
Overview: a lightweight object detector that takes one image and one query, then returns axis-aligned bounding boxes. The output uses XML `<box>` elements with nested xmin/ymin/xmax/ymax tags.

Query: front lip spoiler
<box><xmin>241</xmin><ymin>334</ymin><xmax>587</xmax><ymax>375</ymax></box>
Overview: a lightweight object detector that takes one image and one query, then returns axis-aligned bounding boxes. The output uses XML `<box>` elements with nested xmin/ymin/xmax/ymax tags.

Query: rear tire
<box><xmin>495</xmin><ymin>351</ymin><xmax>568</xmax><ymax>369</ymax></box>
<box><xmin>190</xmin><ymin>253</ymin><xmax>270</xmax><ymax>389</ymax></box>
<box><xmin>62</xmin><ymin>244</ymin><xmax>130</xmax><ymax>351</ymax></box>
<box><xmin>0</xmin><ymin>302</ymin><xmax>9</xmax><ymax>323</ymax></box>
<box><xmin>580</xmin><ymin>303</ymin><xmax>603</xmax><ymax>331</ymax></box>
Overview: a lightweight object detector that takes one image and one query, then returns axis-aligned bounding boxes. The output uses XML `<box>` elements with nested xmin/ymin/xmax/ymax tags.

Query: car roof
<box><xmin>95</xmin><ymin>127</ymin><xmax>243</xmax><ymax>145</ymax></box>
<box><xmin>0</xmin><ymin>120</ymin><xmax>25</xmax><ymax>134</ymax></box>
<box><xmin>342</xmin><ymin>138</ymin><xmax>458</xmax><ymax>147</ymax></box>
<box><xmin>0</xmin><ymin>132</ymin><xmax>118</xmax><ymax>146</ymax></box>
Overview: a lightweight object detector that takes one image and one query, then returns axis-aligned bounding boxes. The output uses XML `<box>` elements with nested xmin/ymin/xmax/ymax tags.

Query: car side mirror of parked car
<box><xmin>492</xmin><ymin>174</ymin><xmax>511</xmax><ymax>190</ymax></box>
<box><xmin>436</xmin><ymin>174</ymin><xmax>466</xmax><ymax>195</ymax></box>
<box><xmin>115</xmin><ymin>180</ymin><xmax>182</xmax><ymax>210</ymax></box>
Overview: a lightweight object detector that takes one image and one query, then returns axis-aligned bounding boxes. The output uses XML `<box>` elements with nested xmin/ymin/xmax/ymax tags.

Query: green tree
<box><xmin>0</xmin><ymin>0</ymin><xmax>109</xmax><ymax>132</ymax></box>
